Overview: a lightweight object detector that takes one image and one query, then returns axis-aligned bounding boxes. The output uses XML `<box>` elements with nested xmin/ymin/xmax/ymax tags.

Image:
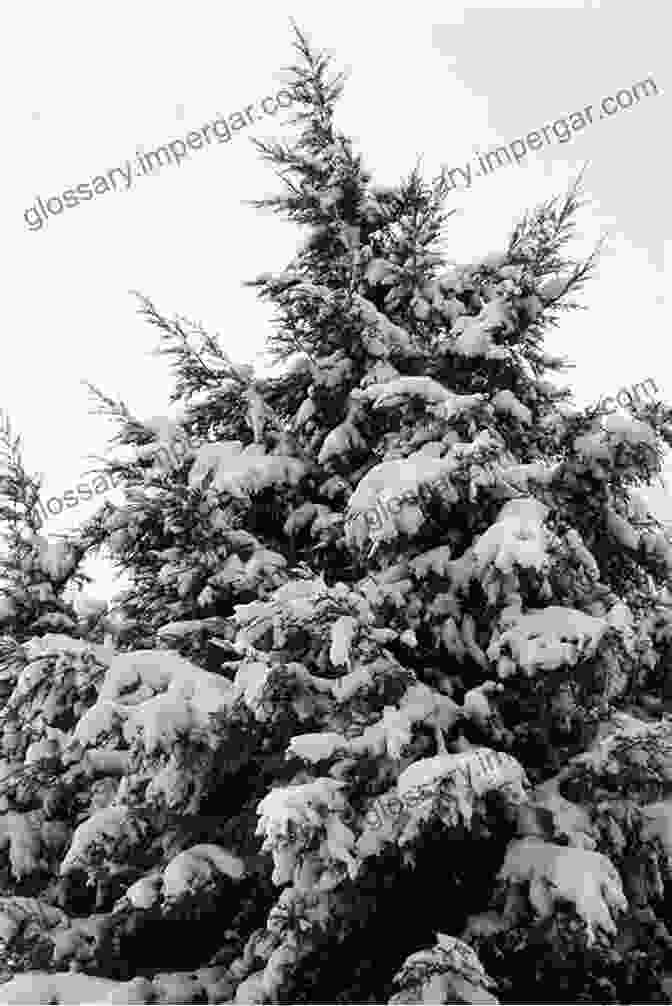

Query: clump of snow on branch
<box><xmin>59</xmin><ymin>806</ymin><xmax>146</xmax><ymax>878</ymax></box>
<box><xmin>188</xmin><ymin>441</ymin><xmax>305</xmax><ymax>500</ymax></box>
<box><xmin>488</xmin><ymin>605</ymin><xmax>610</xmax><ymax>678</ymax></box>
<box><xmin>473</xmin><ymin>497</ymin><xmax>550</xmax><ymax>578</ymax></box>
<box><xmin>76</xmin><ymin>649</ymin><xmax>235</xmax><ymax>755</ymax></box>
<box><xmin>498</xmin><ymin>838</ymin><xmax>628</xmax><ymax>945</ymax></box>
<box><xmin>161</xmin><ymin>843</ymin><xmax>246</xmax><ymax>901</ymax></box>
<box><xmin>381</xmin><ymin>747</ymin><xmax>528</xmax><ymax>848</ymax></box>
<box><xmin>491</xmin><ymin>389</ymin><xmax>532</xmax><ymax>425</ymax></box>
<box><xmin>256</xmin><ymin>778</ymin><xmax>359</xmax><ymax>891</ymax></box>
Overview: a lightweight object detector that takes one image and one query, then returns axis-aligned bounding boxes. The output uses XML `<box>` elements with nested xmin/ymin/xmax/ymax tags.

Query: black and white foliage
<box><xmin>2</xmin><ymin>24</ymin><xmax>672</xmax><ymax>1005</ymax></box>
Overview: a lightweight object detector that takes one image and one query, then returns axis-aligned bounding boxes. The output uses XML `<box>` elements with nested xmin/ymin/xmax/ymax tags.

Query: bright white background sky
<box><xmin>2</xmin><ymin>0</ymin><xmax>670</xmax><ymax>602</ymax></box>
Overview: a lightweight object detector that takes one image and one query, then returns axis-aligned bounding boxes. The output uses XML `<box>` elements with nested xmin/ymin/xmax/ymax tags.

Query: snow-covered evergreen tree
<box><xmin>3</xmin><ymin>24</ymin><xmax>672</xmax><ymax>1004</ymax></box>
<box><xmin>0</xmin><ymin>410</ymin><xmax>87</xmax><ymax>644</ymax></box>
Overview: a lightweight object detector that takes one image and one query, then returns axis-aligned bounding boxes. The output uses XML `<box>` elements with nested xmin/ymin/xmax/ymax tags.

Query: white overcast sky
<box><xmin>2</xmin><ymin>0</ymin><xmax>670</xmax><ymax>602</ymax></box>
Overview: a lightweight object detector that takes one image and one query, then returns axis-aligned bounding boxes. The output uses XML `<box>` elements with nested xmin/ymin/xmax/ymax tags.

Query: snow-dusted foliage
<box><xmin>0</xmin><ymin>413</ymin><xmax>85</xmax><ymax>643</ymax></box>
<box><xmin>3</xmin><ymin>24</ymin><xmax>672</xmax><ymax>1006</ymax></box>
<box><xmin>388</xmin><ymin>933</ymin><xmax>499</xmax><ymax>1004</ymax></box>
